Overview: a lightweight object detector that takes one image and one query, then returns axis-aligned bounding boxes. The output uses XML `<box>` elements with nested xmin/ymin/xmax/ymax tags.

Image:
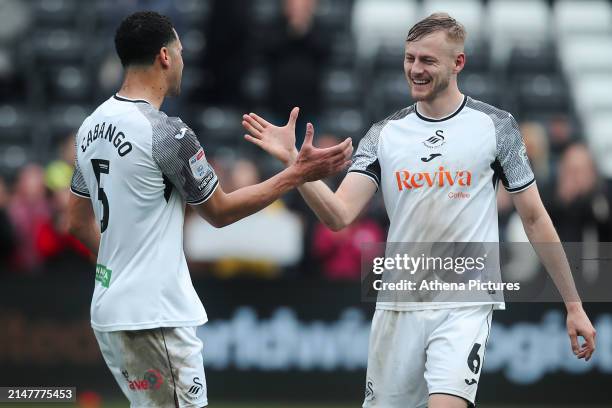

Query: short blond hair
<box><xmin>406</xmin><ymin>13</ymin><xmax>466</xmax><ymax>45</ymax></box>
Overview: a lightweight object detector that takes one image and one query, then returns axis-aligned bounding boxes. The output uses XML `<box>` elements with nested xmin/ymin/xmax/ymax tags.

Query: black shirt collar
<box><xmin>113</xmin><ymin>94</ymin><xmax>151</xmax><ymax>105</ymax></box>
<box><xmin>415</xmin><ymin>95</ymin><xmax>467</xmax><ymax>122</ymax></box>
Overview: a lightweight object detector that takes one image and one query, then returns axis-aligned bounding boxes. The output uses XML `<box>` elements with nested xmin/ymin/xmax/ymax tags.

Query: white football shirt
<box><xmin>71</xmin><ymin>94</ymin><xmax>218</xmax><ymax>331</ymax></box>
<box><xmin>349</xmin><ymin>95</ymin><xmax>535</xmax><ymax>311</ymax></box>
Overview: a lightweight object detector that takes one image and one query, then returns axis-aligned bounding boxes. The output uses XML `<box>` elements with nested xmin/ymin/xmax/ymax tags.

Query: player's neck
<box><xmin>118</xmin><ymin>68</ymin><xmax>166</xmax><ymax>109</ymax></box>
<box><xmin>416</xmin><ymin>88</ymin><xmax>464</xmax><ymax>120</ymax></box>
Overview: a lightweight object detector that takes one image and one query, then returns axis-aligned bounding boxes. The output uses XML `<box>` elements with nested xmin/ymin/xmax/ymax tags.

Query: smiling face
<box><xmin>404</xmin><ymin>30</ymin><xmax>465</xmax><ymax>102</ymax></box>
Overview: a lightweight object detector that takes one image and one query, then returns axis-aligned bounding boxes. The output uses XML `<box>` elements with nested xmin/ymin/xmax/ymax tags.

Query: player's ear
<box><xmin>159</xmin><ymin>47</ymin><xmax>171</xmax><ymax>69</ymax></box>
<box><xmin>454</xmin><ymin>52</ymin><xmax>466</xmax><ymax>74</ymax></box>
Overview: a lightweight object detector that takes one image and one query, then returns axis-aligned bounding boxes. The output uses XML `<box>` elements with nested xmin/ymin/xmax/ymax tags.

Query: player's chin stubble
<box><xmin>410</xmin><ymin>74</ymin><xmax>451</xmax><ymax>102</ymax></box>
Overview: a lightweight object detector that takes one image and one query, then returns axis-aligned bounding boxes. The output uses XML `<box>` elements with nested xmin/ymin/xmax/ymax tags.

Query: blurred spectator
<box><xmin>548</xmin><ymin>115</ymin><xmax>575</xmax><ymax>155</ymax></box>
<box><xmin>312</xmin><ymin>214</ymin><xmax>384</xmax><ymax>280</ymax></box>
<box><xmin>201</xmin><ymin>0</ymin><xmax>251</xmax><ymax>105</ymax></box>
<box><xmin>36</xmin><ymin>187</ymin><xmax>92</xmax><ymax>270</ymax></box>
<box><xmin>45</xmin><ymin>134</ymin><xmax>75</xmax><ymax>192</ymax></box>
<box><xmin>0</xmin><ymin>176</ymin><xmax>16</xmax><ymax>272</ymax></box>
<box><xmin>548</xmin><ymin>144</ymin><xmax>611</xmax><ymax>242</ymax></box>
<box><xmin>521</xmin><ymin>121</ymin><xmax>551</xmax><ymax>188</ymax></box>
<box><xmin>37</xmin><ymin>134</ymin><xmax>92</xmax><ymax>270</ymax></box>
<box><xmin>1</xmin><ymin>0</ymin><xmax>606</xmax><ymax>280</ymax></box>
<box><xmin>260</xmin><ymin>0</ymin><xmax>331</xmax><ymax>141</ymax></box>
<box><xmin>7</xmin><ymin>164</ymin><xmax>51</xmax><ymax>272</ymax></box>
<box><xmin>184</xmin><ymin>158</ymin><xmax>303</xmax><ymax>278</ymax></box>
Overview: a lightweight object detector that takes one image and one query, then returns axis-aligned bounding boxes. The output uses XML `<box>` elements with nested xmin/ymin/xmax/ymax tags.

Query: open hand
<box><xmin>292</xmin><ymin>123</ymin><xmax>352</xmax><ymax>183</ymax></box>
<box><xmin>242</xmin><ymin>108</ymin><xmax>300</xmax><ymax>167</ymax></box>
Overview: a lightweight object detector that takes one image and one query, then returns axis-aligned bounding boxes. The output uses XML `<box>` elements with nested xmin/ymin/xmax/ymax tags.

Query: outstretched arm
<box><xmin>512</xmin><ymin>185</ymin><xmax>596</xmax><ymax>361</ymax></box>
<box><xmin>242</xmin><ymin>109</ymin><xmax>376</xmax><ymax>231</ymax></box>
<box><xmin>293</xmin><ymin>174</ymin><xmax>376</xmax><ymax>231</ymax></box>
<box><xmin>194</xmin><ymin>123</ymin><xmax>352</xmax><ymax>228</ymax></box>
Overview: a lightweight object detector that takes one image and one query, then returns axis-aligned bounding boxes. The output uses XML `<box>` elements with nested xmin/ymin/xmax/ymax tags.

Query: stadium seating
<box><xmin>47</xmin><ymin>104</ymin><xmax>90</xmax><ymax>141</ymax></box>
<box><xmin>571</xmin><ymin>74</ymin><xmax>612</xmax><ymax>117</ymax></box>
<box><xmin>241</xmin><ymin>66</ymin><xmax>270</xmax><ymax>106</ymax></box>
<box><xmin>316</xmin><ymin>0</ymin><xmax>353</xmax><ymax>36</ymax></box>
<box><xmin>422</xmin><ymin>0</ymin><xmax>485</xmax><ymax>45</ymax></box>
<box><xmin>319</xmin><ymin>107</ymin><xmax>367</xmax><ymax>140</ymax></box>
<box><xmin>321</xmin><ymin>68</ymin><xmax>363</xmax><ymax>109</ymax></box>
<box><xmin>486</xmin><ymin>0</ymin><xmax>552</xmax><ymax>65</ymax></box>
<box><xmin>513</xmin><ymin>74</ymin><xmax>571</xmax><ymax>118</ymax></box>
<box><xmin>327</xmin><ymin>33</ymin><xmax>358</xmax><ymax>69</ymax></box>
<box><xmin>352</xmin><ymin>0</ymin><xmax>418</xmax><ymax>59</ymax></box>
<box><xmin>0</xmin><ymin>104</ymin><xmax>32</xmax><ymax>173</ymax></box>
<box><xmin>584</xmin><ymin>114</ymin><xmax>612</xmax><ymax>178</ymax></box>
<box><xmin>31</xmin><ymin>0</ymin><xmax>80</xmax><ymax>29</ymax></box>
<box><xmin>560</xmin><ymin>35</ymin><xmax>612</xmax><ymax>76</ymax></box>
<box><xmin>181</xmin><ymin>28</ymin><xmax>206</xmax><ymax>65</ymax></box>
<box><xmin>44</xmin><ymin>65</ymin><xmax>92</xmax><ymax>104</ymax></box>
<box><xmin>507</xmin><ymin>44</ymin><xmax>558</xmax><ymax>75</ymax></box>
<box><xmin>458</xmin><ymin>72</ymin><xmax>503</xmax><ymax>108</ymax></box>
<box><xmin>252</xmin><ymin>0</ymin><xmax>281</xmax><ymax>26</ymax></box>
<box><xmin>174</xmin><ymin>0</ymin><xmax>211</xmax><ymax>26</ymax></box>
<box><xmin>30</xmin><ymin>29</ymin><xmax>85</xmax><ymax>65</ymax></box>
<box><xmin>192</xmin><ymin>106</ymin><xmax>244</xmax><ymax>144</ymax></box>
<box><xmin>0</xmin><ymin>0</ymin><xmax>605</xmax><ymax>182</ymax></box>
<box><xmin>369</xmin><ymin>70</ymin><xmax>413</xmax><ymax>120</ymax></box>
<box><xmin>553</xmin><ymin>0</ymin><xmax>612</xmax><ymax>36</ymax></box>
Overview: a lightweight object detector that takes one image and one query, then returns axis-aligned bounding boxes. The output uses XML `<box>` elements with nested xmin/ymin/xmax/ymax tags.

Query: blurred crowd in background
<box><xmin>0</xmin><ymin>0</ymin><xmax>611</xmax><ymax>278</ymax></box>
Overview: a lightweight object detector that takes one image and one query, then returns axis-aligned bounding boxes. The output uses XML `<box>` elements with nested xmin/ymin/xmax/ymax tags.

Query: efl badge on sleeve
<box><xmin>189</xmin><ymin>147</ymin><xmax>207</xmax><ymax>180</ymax></box>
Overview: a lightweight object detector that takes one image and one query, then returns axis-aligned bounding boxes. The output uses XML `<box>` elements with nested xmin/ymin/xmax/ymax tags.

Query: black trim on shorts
<box><xmin>161</xmin><ymin>328</ymin><xmax>179</xmax><ymax>408</ymax></box>
<box><xmin>484</xmin><ymin>306</ymin><xmax>493</xmax><ymax>349</ymax></box>
<box><xmin>429</xmin><ymin>392</ymin><xmax>475</xmax><ymax>408</ymax></box>
<box><xmin>472</xmin><ymin>306</ymin><xmax>494</xmax><ymax>407</ymax></box>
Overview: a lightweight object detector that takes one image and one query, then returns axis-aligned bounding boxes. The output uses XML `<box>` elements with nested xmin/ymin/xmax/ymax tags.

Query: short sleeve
<box><xmin>348</xmin><ymin>123</ymin><xmax>382</xmax><ymax>188</ymax></box>
<box><xmin>152</xmin><ymin>117</ymin><xmax>218</xmax><ymax>204</ymax></box>
<box><xmin>494</xmin><ymin>114</ymin><xmax>535</xmax><ymax>193</ymax></box>
<box><xmin>70</xmin><ymin>152</ymin><xmax>90</xmax><ymax>198</ymax></box>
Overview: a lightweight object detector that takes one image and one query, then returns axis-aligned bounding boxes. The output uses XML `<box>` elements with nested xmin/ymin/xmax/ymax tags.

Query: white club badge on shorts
<box><xmin>189</xmin><ymin>147</ymin><xmax>207</xmax><ymax>180</ymax></box>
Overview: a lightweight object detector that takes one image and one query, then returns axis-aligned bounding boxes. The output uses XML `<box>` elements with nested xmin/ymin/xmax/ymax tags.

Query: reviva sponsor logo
<box><xmin>395</xmin><ymin>166</ymin><xmax>472</xmax><ymax>191</ymax></box>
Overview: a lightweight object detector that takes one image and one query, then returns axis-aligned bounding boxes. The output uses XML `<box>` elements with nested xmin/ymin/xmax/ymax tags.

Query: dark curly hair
<box><xmin>114</xmin><ymin>11</ymin><xmax>177</xmax><ymax>67</ymax></box>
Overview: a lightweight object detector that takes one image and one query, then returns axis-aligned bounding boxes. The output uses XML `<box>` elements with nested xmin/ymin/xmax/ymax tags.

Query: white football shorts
<box><xmin>94</xmin><ymin>326</ymin><xmax>207</xmax><ymax>408</ymax></box>
<box><xmin>363</xmin><ymin>305</ymin><xmax>494</xmax><ymax>408</ymax></box>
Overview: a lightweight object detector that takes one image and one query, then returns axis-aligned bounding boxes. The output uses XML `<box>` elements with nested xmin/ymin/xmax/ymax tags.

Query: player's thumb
<box><xmin>288</xmin><ymin>107</ymin><xmax>299</xmax><ymax>127</ymax></box>
<box><xmin>303</xmin><ymin>122</ymin><xmax>314</xmax><ymax>147</ymax></box>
